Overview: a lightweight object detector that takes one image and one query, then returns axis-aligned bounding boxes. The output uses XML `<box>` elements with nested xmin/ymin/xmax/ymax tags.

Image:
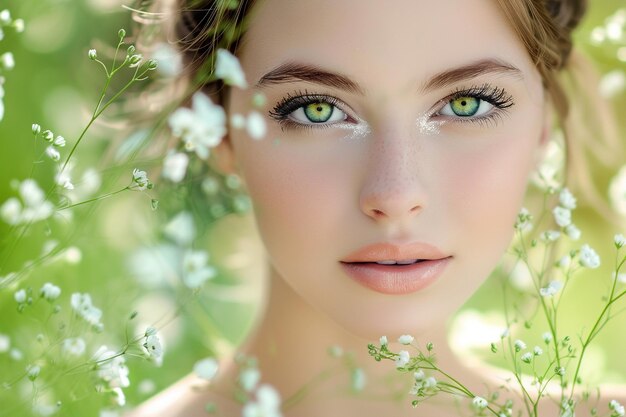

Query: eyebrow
<box><xmin>255</xmin><ymin>58</ymin><xmax>523</xmax><ymax>94</ymax></box>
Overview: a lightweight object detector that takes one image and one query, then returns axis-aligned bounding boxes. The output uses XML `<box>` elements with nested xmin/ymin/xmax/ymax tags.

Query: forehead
<box><xmin>236</xmin><ymin>0</ymin><xmax>540</xmax><ymax>95</ymax></box>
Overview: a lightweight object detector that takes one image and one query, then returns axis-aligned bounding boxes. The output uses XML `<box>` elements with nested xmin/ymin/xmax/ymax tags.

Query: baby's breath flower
<box><xmin>565</xmin><ymin>224</ymin><xmax>581</xmax><ymax>240</ymax></box>
<box><xmin>542</xmin><ymin>332</ymin><xmax>553</xmax><ymax>344</ymax></box>
<box><xmin>514</xmin><ymin>207</ymin><xmax>533</xmax><ymax>231</ymax></box>
<box><xmin>615</xmin><ymin>271</ymin><xmax>626</xmax><ymax>284</ymax></box>
<box><xmin>351</xmin><ymin>368</ymin><xmax>366</xmax><ymax>392</ymax></box>
<box><xmin>1</xmin><ymin>198</ymin><xmax>21</xmax><ymax>225</ymax></box>
<box><xmin>379</xmin><ymin>335</ymin><xmax>388</xmax><ymax>347</ymax></box>
<box><xmin>398</xmin><ymin>334</ymin><xmax>414</xmax><ymax>345</ymax></box>
<box><xmin>242</xmin><ymin>384</ymin><xmax>281</xmax><ymax>417</ymax></box>
<box><xmin>194</xmin><ymin>357</ymin><xmax>219</xmax><ymax>380</ymax></box>
<box><xmin>215</xmin><ymin>48</ymin><xmax>248</xmax><ymax>89</ymax></box>
<box><xmin>88</xmin><ymin>49</ymin><xmax>97</xmax><ymax>60</ymax></box>
<box><xmin>246</xmin><ymin>110</ymin><xmax>266</xmax><ymax>140</ymax></box>
<box><xmin>62</xmin><ymin>337</ymin><xmax>86</xmax><ymax>356</ymax></box>
<box><xmin>542</xmin><ymin>230</ymin><xmax>561</xmax><ymax>242</ymax></box>
<box><xmin>92</xmin><ymin>345</ymin><xmax>130</xmax><ymax>388</ymax></box>
<box><xmin>182</xmin><ymin>250</ymin><xmax>216</xmax><ymax>289</ymax></box>
<box><xmin>472</xmin><ymin>396</ymin><xmax>488</xmax><ymax>409</ymax></box>
<box><xmin>128</xmin><ymin>54</ymin><xmax>143</xmax><ymax>68</ymax></box>
<box><xmin>533</xmin><ymin>346</ymin><xmax>543</xmax><ymax>356</ymax></box>
<box><xmin>423</xmin><ymin>376</ymin><xmax>437</xmax><ymax>389</ymax></box>
<box><xmin>1</xmin><ymin>52</ymin><xmax>14</xmax><ymax>70</ymax></box>
<box><xmin>615</xmin><ymin>234</ymin><xmax>626</xmax><ymax>249</ymax></box>
<box><xmin>579</xmin><ymin>244</ymin><xmax>601</xmax><ymax>269</ymax></box>
<box><xmin>45</xmin><ymin>146</ymin><xmax>60</xmax><ymax>161</ymax></box>
<box><xmin>145</xmin><ymin>59</ymin><xmax>158</xmax><ymax>71</ymax></box>
<box><xmin>0</xmin><ymin>333</ymin><xmax>9</xmax><ymax>353</ymax></box>
<box><xmin>514</xmin><ymin>340</ymin><xmax>526</xmax><ymax>352</ymax></box>
<box><xmin>0</xmin><ymin>9</ymin><xmax>10</xmax><ymax>23</ymax></box>
<box><xmin>540</xmin><ymin>280</ymin><xmax>563</xmax><ymax>297</ymax></box>
<box><xmin>559</xmin><ymin>188</ymin><xmax>577</xmax><ymax>210</ymax></box>
<box><xmin>168</xmin><ymin>92</ymin><xmax>226</xmax><ymax>159</ymax></box>
<box><xmin>131</xmin><ymin>168</ymin><xmax>151</xmax><ymax>191</ymax></box>
<box><xmin>239</xmin><ymin>367</ymin><xmax>261</xmax><ymax>392</ymax></box>
<box><xmin>32</xmin><ymin>124</ymin><xmax>41</xmax><ymax>135</ymax></box>
<box><xmin>395</xmin><ymin>350</ymin><xmax>410</xmax><ymax>368</ymax></box>
<box><xmin>111</xmin><ymin>387</ymin><xmax>126</xmax><ymax>407</ymax></box>
<box><xmin>413</xmin><ymin>370</ymin><xmax>425</xmax><ymax>381</ymax></box>
<box><xmin>161</xmin><ymin>151</ymin><xmax>189</xmax><ymax>183</ymax></box>
<box><xmin>53</xmin><ymin>135</ymin><xmax>66</xmax><ymax>147</ymax></box>
<box><xmin>14</xmin><ymin>289</ymin><xmax>26</xmax><ymax>303</ymax></box>
<box><xmin>521</xmin><ymin>352</ymin><xmax>533</xmax><ymax>363</ymax></box>
<box><xmin>230</xmin><ymin>113</ymin><xmax>246</xmax><ymax>129</ymax></box>
<box><xmin>557</xmin><ymin>255</ymin><xmax>571</xmax><ymax>269</ymax></box>
<box><xmin>42</xmin><ymin>129</ymin><xmax>54</xmax><ymax>142</ymax></box>
<box><xmin>553</xmin><ymin>206</ymin><xmax>571</xmax><ymax>228</ymax></box>
<box><xmin>40</xmin><ymin>283</ymin><xmax>61</xmax><ymax>301</ymax></box>
<box><xmin>70</xmin><ymin>293</ymin><xmax>103</xmax><ymax>327</ymax></box>
<box><xmin>27</xmin><ymin>364</ymin><xmax>41</xmax><ymax>381</ymax></box>
<box><xmin>143</xmin><ymin>327</ymin><xmax>163</xmax><ymax>365</ymax></box>
<box><xmin>555</xmin><ymin>366</ymin><xmax>566</xmax><ymax>376</ymax></box>
<box><xmin>13</xmin><ymin>18</ymin><xmax>24</xmax><ymax>32</ymax></box>
<box><xmin>609</xmin><ymin>400</ymin><xmax>625</xmax><ymax>417</ymax></box>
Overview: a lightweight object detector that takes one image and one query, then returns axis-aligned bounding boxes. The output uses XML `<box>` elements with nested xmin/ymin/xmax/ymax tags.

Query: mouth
<box><xmin>339</xmin><ymin>241</ymin><xmax>452</xmax><ymax>294</ymax></box>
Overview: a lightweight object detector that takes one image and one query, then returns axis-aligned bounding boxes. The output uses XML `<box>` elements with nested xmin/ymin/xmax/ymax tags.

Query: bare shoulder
<box><xmin>124</xmin><ymin>372</ymin><xmax>241</xmax><ymax>417</ymax></box>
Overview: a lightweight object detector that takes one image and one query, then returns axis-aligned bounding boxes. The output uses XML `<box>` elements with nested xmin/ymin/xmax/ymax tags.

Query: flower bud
<box><xmin>128</xmin><ymin>54</ymin><xmax>142</xmax><ymax>68</ymax></box>
<box><xmin>32</xmin><ymin>123</ymin><xmax>41</xmax><ymax>135</ymax></box>
<box><xmin>42</xmin><ymin>129</ymin><xmax>54</xmax><ymax>142</ymax></box>
<box><xmin>118</xmin><ymin>28</ymin><xmax>126</xmax><ymax>39</ymax></box>
<box><xmin>146</xmin><ymin>59</ymin><xmax>158</xmax><ymax>71</ymax></box>
<box><xmin>88</xmin><ymin>49</ymin><xmax>97</xmax><ymax>60</ymax></box>
<box><xmin>53</xmin><ymin>136</ymin><xmax>66</xmax><ymax>147</ymax></box>
<box><xmin>13</xmin><ymin>18</ymin><xmax>24</xmax><ymax>33</ymax></box>
<box><xmin>126</xmin><ymin>45</ymin><xmax>136</xmax><ymax>56</ymax></box>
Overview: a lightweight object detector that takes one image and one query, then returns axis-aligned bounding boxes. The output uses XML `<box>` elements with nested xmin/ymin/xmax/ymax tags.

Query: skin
<box><xmin>127</xmin><ymin>0</ymin><xmax>625</xmax><ymax>416</ymax></box>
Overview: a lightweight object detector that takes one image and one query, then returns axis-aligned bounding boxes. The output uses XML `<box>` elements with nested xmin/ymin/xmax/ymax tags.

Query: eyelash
<box><xmin>268</xmin><ymin>84</ymin><xmax>515</xmax><ymax>131</ymax></box>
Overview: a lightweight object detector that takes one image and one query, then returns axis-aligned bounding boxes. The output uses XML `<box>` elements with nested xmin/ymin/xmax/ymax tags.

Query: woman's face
<box><xmin>221</xmin><ymin>0</ymin><xmax>548</xmax><ymax>339</ymax></box>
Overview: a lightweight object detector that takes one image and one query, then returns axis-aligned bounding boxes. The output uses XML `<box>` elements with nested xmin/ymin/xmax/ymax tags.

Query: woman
<box><xmin>130</xmin><ymin>0</ymin><xmax>625</xmax><ymax>415</ymax></box>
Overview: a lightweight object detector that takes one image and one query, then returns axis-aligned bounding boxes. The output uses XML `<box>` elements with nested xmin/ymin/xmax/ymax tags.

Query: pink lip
<box><xmin>339</xmin><ymin>242</ymin><xmax>452</xmax><ymax>295</ymax></box>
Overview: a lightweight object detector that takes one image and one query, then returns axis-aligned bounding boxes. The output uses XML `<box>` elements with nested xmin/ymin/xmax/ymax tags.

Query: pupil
<box><xmin>461</xmin><ymin>100</ymin><xmax>467</xmax><ymax>106</ymax></box>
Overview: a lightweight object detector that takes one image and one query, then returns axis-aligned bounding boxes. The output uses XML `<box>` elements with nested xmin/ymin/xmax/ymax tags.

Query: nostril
<box><xmin>372</xmin><ymin>209</ymin><xmax>385</xmax><ymax>217</ymax></box>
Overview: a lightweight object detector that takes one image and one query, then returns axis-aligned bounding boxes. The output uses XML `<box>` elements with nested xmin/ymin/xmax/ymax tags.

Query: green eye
<box><xmin>304</xmin><ymin>102</ymin><xmax>333</xmax><ymax>122</ymax></box>
<box><xmin>449</xmin><ymin>96</ymin><xmax>480</xmax><ymax>116</ymax></box>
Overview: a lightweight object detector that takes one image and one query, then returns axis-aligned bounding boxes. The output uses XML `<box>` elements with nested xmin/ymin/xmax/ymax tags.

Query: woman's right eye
<box><xmin>269</xmin><ymin>92</ymin><xmax>352</xmax><ymax>131</ymax></box>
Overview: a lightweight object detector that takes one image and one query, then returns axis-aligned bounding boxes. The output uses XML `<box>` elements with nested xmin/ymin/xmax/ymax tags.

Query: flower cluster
<box><xmin>0</xmin><ymin>8</ymin><xmax>24</xmax><ymax>122</ymax></box>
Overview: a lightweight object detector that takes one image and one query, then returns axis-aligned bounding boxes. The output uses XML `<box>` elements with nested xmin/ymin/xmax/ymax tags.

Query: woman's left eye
<box><xmin>433</xmin><ymin>85</ymin><xmax>515</xmax><ymax>124</ymax></box>
<box><xmin>290</xmin><ymin>101</ymin><xmax>347</xmax><ymax>124</ymax></box>
<box><xmin>439</xmin><ymin>96</ymin><xmax>493</xmax><ymax>118</ymax></box>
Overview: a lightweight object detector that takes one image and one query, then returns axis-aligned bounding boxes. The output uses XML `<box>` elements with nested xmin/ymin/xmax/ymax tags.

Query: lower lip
<box><xmin>340</xmin><ymin>258</ymin><xmax>452</xmax><ymax>295</ymax></box>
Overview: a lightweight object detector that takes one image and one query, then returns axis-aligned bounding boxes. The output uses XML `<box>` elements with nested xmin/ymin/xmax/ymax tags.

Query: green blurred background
<box><xmin>0</xmin><ymin>0</ymin><xmax>625</xmax><ymax>416</ymax></box>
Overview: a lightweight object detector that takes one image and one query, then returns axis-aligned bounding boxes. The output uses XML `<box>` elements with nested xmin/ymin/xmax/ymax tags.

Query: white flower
<box><xmin>45</xmin><ymin>146</ymin><xmax>60</xmax><ymax>161</ymax></box>
<box><xmin>242</xmin><ymin>384</ymin><xmax>282</xmax><ymax>417</ymax></box>
<box><xmin>514</xmin><ymin>207</ymin><xmax>533</xmax><ymax>231</ymax></box>
<box><xmin>615</xmin><ymin>271</ymin><xmax>626</xmax><ymax>284</ymax></box>
<box><xmin>53</xmin><ymin>135</ymin><xmax>66</xmax><ymax>147</ymax></box>
<box><xmin>521</xmin><ymin>352</ymin><xmax>533</xmax><ymax>363</ymax></box>
<box><xmin>542</xmin><ymin>230</ymin><xmax>561</xmax><ymax>242</ymax></box>
<box><xmin>0</xmin><ymin>9</ymin><xmax>10</xmax><ymax>23</ymax></box>
<box><xmin>215</xmin><ymin>49</ymin><xmax>247</xmax><ymax>89</ymax></box>
<box><xmin>27</xmin><ymin>364</ymin><xmax>41</xmax><ymax>380</ymax></box>
<box><xmin>540</xmin><ymin>280</ymin><xmax>563</xmax><ymax>297</ymax></box>
<box><xmin>13</xmin><ymin>19</ymin><xmax>24</xmax><ymax>33</ymax></box>
<box><xmin>351</xmin><ymin>368</ymin><xmax>366</xmax><ymax>392</ymax></box>
<box><xmin>131</xmin><ymin>168</ymin><xmax>151</xmax><ymax>190</ymax></box>
<box><xmin>423</xmin><ymin>376</ymin><xmax>437</xmax><ymax>389</ymax></box>
<box><xmin>579</xmin><ymin>244</ymin><xmax>601</xmax><ymax>269</ymax></box>
<box><xmin>161</xmin><ymin>151</ymin><xmax>189</xmax><ymax>183</ymax></box>
<box><xmin>230</xmin><ymin>113</ymin><xmax>246</xmax><ymax>129</ymax></box>
<box><xmin>395</xmin><ymin>350</ymin><xmax>410</xmax><ymax>368</ymax></box>
<box><xmin>194</xmin><ymin>357</ymin><xmax>219</xmax><ymax>380</ymax></box>
<box><xmin>565</xmin><ymin>224</ymin><xmax>581</xmax><ymax>240</ymax></box>
<box><xmin>609</xmin><ymin>166</ymin><xmax>626</xmax><ymax>215</ymax></box>
<box><xmin>514</xmin><ymin>339</ymin><xmax>526</xmax><ymax>352</ymax></box>
<box><xmin>70</xmin><ymin>293</ymin><xmax>103</xmax><ymax>327</ymax></box>
<box><xmin>398</xmin><ymin>334</ymin><xmax>414</xmax><ymax>345</ymax></box>
<box><xmin>610</xmin><ymin>400</ymin><xmax>625</xmax><ymax>417</ymax></box>
<box><xmin>32</xmin><ymin>124</ymin><xmax>41</xmax><ymax>135</ymax></box>
<box><xmin>163</xmin><ymin>211</ymin><xmax>196</xmax><ymax>246</ymax></box>
<box><xmin>542</xmin><ymin>332</ymin><xmax>553</xmax><ymax>344</ymax></box>
<box><xmin>168</xmin><ymin>92</ymin><xmax>226</xmax><ymax>159</ymax></box>
<box><xmin>92</xmin><ymin>345</ymin><xmax>130</xmax><ymax>388</ymax></box>
<box><xmin>1</xmin><ymin>52</ymin><xmax>15</xmax><ymax>70</ymax></box>
<box><xmin>20</xmin><ymin>179</ymin><xmax>45</xmax><ymax>207</ymax></box>
<box><xmin>559</xmin><ymin>188</ymin><xmax>577</xmax><ymax>210</ymax></box>
<box><xmin>1</xmin><ymin>197</ymin><xmax>21</xmax><ymax>225</ymax></box>
<box><xmin>472</xmin><ymin>396</ymin><xmax>488</xmax><ymax>409</ymax></box>
<box><xmin>413</xmin><ymin>370</ymin><xmax>425</xmax><ymax>381</ymax></box>
<box><xmin>615</xmin><ymin>234</ymin><xmax>626</xmax><ymax>248</ymax></box>
<box><xmin>0</xmin><ymin>333</ymin><xmax>10</xmax><ymax>353</ymax></box>
<box><xmin>558</xmin><ymin>255</ymin><xmax>571</xmax><ymax>269</ymax></box>
<box><xmin>111</xmin><ymin>387</ymin><xmax>126</xmax><ymax>407</ymax></box>
<box><xmin>14</xmin><ymin>289</ymin><xmax>26</xmax><ymax>303</ymax></box>
<box><xmin>62</xmin><ymin>337</ymin><xmax>86</xmax><ymax>356</ymax></box>
<box><xmin>151</xmin><ymin>43</ymin><xmax>182</xmax><ymax>77</ymax></box>
<box><xmin>553</xmin><ymin>206</ymin><xmax>571</xmax><ymax>227</ymax></box>
<box><xmin>600</xmin><ymin>70</ymin><xmax>626</xmax><ymax>98</ymax></box>
<box><xmin>379</xmin><ymin>335</ymin><xmax>388</xmax><ymax>347</ymax></box>
<box><xmin>182</xmin><ymin>250</ymin><xmax>217</xmax><ymax>288</ymax></box>
<box><xmin>239</xmin><ymin>367</ymin><xmax>261</xmax><ymax>392</ymax></box>
<box><xmin>143</xmin><ymin>328</ymin><xmax>163</xmax><ymax>364</ymax></box>
<box><xmin>556</xmin><ymin>366</ymin><xmax>566</xmax><ymax>376</ymax></box>
<box><xmin>88</xmin><ymin>49</ymin><xmax>97</xmax><ymax>60</ymax></box>
<box><xmin>246</xmin><ymin>111</ymin><xmax>266</xmax><ymax>140</ymax></box>
<box><xmin>533</xmin><ymin>346</ymin><xmax>543</xmax><ymax>356</ymax></box>
<box><xmin>40</xmin><ymin>283</ymin><xmax>61</xmax><ymax>301</ymax></box>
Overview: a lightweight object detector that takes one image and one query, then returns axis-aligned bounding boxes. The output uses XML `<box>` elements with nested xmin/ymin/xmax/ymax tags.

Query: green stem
<box><xmin>57</xmin><ymin>186</ymin><xmax>129</xmax><ymax>211</ymax></box>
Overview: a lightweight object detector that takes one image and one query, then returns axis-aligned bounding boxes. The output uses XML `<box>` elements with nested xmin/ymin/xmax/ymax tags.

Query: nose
<box><xmin>359</xmin><ymin>131</ymin><xmax>427</xmax><ymax>222</ymax></box>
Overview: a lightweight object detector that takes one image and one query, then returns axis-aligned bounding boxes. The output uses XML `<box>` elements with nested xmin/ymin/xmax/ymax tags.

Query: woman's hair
<box><xmin>155</xmin><ymin>0</ymin><xmax>621</xmax><ymax>216</ymax></box>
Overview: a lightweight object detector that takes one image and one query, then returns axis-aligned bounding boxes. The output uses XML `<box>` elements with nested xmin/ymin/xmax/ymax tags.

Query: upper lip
<box><xmin>340</xmin><ymin>241</ymin><xmax>450</xmax><ymax>263</ymax></box>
